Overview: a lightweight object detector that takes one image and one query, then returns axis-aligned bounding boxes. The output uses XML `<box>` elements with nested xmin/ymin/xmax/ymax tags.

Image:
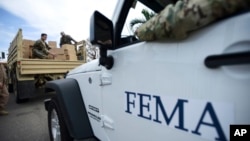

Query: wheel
<box><xmin>12</xmin><ymin>73</ymin><xmax>29</xmax><ymax>103</ymax></box>
<box><xmin>48</xmin><ymin>97</ymin><xmax>73</xmax><ymax>141</ymax></box>
<box><xmin>8</xmin><ymin>84</ymin><xmax>13</xmax><ymax>93</ymax></box>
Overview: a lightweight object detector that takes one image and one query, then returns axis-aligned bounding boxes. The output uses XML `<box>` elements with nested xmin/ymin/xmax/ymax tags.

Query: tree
<box><xmin>130</xmin><ymin>9</ymin><xmax>155</xmax><ymax>32</ymax></box>
<box><xmin>85</xmin><ymin>39</ymin><xmax>99</xmax><ymax>62</ymax></box>
<box><xmin>76</xmin><ymin>39</ymin><xmax>99</xmax><ymax>62</ymax></box>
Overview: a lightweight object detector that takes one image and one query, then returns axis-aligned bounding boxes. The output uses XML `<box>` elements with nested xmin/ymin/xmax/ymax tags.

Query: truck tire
<box><xmin>8</xmin><ymin>84</ymin><xmax>13</xmax><ymax>93</ymax></box>
<box><xmin>12</xmin><ymin>73</ymin><xmax>29</xmax><ymax>103</ymax></box>
<box><xmin>48</xmin><ymin>97</ymin><xmax>73</xmax><ymax>141</ymax></box>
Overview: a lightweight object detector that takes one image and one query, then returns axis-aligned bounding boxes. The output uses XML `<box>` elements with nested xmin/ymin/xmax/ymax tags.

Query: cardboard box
<box><xmin>48</xmin><ymin>41</ymin><xmax>57</xmax><ymax>48</ymax></box>
<box><xmin>50</xmin><ymin>48</ymin><xmax>65</xmax><ymax>55</ymax></box>
<box><xmin>66</xmin><ymin>55</ymin><xmax>77</xmax><ymax>61</ymax></box>
<box><xmin>22</xmin><ymin>50</ymin><xmax>30</xmax><ymax>58</ymax></box>
<box><xmin>61</xmin><ymin>44</ymin><xmax>74</xmax><ymax>48</ymax></box>
<box><xmin>62</xmin><ymin>45</ymin><xmax>76</xmax><ymax>55</ymax></box>
<box><xmin>22</xmin><ymin>46</ymin><xmax>32</xmax><ymax>58</ymax></box>
<box><xmin>64</xmin><ymin>48</ymin><xmax>76</xmax><ymax>55</ymax></box>
<box><xmin>62</xmin><ymin>44</ymin><xmax>75</xmax><ymax>50</ymax></box>
<box><xmin>23</xmin><ymin>39</ymin><xmax>35</xmax><ymax>47</ymax></box>
<box><xmin>47</xmin><ymin>54</ymin><xmax>54</xmax><ymax>59</ymax></box>
<box><xmin>54</xmin><ymin>54</ymin><xmax>66</xmax><ymax>60</ymax></box>
<box><xmin>22</xmin><ymin>39</ymin><xmax>31</xmax><ymax>46</ymax></box>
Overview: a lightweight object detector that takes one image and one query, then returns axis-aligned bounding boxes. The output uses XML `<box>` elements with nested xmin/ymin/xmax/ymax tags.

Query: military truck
<box><xmin>7</xmin><ymin>29</ymin><xmax>85</xmax><ymax>103</ymax></box>
<box><xmin>44</xmin><ymin>0</ymin><xmax>250</xmax><ymax>141</ymax></box>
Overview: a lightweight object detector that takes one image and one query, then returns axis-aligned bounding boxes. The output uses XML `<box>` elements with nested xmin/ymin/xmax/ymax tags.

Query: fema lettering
<box><xmin>125</xmin><ymin>91</ymin><xmax>227</xmax><ymax>141</ymax></box>
<box><xmin>230</xmin><ymin>125</ymin><xmax>250</xmax><ymax>141</ymax></box>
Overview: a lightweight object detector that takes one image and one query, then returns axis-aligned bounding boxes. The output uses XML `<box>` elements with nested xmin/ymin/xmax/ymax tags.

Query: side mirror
<box><xmin>90</xmin><ymin>11</ymin><xmax>113</xmax><ymax>49</ymax></box>
<box><xmin>90</xmin><ymin>11</ymin><xmax>114</xmax><ymax>70</ymax></box>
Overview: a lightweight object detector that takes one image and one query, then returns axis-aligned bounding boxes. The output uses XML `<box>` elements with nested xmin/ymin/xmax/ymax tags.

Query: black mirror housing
<box><xmin>90</xmin><ymin>11</ymin><xmax>113</xmax><ymax>50</ymax></box>
<box><xmin>90</xmin><ymin>11</ymin><xmax>114</xmax><ymax>70</ymax></box>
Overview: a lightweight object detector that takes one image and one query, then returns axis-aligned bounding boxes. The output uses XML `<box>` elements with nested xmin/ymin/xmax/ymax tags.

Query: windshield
<box><xmin>121</xmin><ymin>1</ymin><xmax>156</xmax><ymax>37</ymax></box>
<box><xmin>116</xmin><ymin>0</ymin><xmax>177</xmax><ymax>47</ymax></box>
<box><xmin>121</xmin><ymin>0</ymin><xmax>178</xmax><ymax>37</ymax></box>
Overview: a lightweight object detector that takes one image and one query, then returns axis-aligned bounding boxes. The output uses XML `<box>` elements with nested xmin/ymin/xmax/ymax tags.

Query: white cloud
<box><xmin>0</xmin><ymin>27</ymin><xmax>15</xmax><ymax>40</ymax></box>
<box><xmin>0</xmin><ymin>23</ymin><xmax>15</xmax><ymax>50</ymax></box>
<box><xmin>0</xmin><ymin>0</ymin><xmax>117</xmax><ymax>46</ymax></box>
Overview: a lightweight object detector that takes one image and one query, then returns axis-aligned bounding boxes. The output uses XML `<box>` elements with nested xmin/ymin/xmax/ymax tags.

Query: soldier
<box><xmin>59</xmin><ymin>32</ymin><xmax>77</xmax><ymax>47</ymax></box>
<box><xmin>32</xmin><ymin>33</ymin><xmax>56</xmax><ymax>59</ymax></box>
<box><xmin>135</xmin><ymin>0</ymin><xmax>250</xmax><ymax>41</ymax></box>
<box><xmin>0</xmin><ymin>63</ymin><xmax>9</xmax><ymax>116</ymax></box>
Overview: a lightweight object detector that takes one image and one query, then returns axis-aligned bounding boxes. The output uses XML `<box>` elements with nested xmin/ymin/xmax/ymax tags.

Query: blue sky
<box><xmin>0</xmin><ymin>8</ymin><xmax>39</xmax><ymax>58</ymax></box>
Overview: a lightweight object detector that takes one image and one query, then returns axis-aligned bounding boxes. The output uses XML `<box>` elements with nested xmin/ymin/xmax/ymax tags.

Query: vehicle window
<box><xmin>119</xmin><ymin>1</ymin><xmax>155</xmax><ymax>46</ymax></box>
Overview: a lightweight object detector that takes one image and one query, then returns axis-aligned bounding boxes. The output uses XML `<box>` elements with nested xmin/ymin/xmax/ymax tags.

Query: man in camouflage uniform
<box><xmin>135</xmin><ymin>0</ymin><xmax>250</xmax><ymax>41</ymax></box>
<box><xmin>0</xmin><ymin>63</ymin><xmax>9</xmax><ymax>115</ymax></box>
<box><xmin>32</xmin><ymin>33</ymin><xmax>56</xmax><ymax>59</ymax></box>
<box><xmin>59</xmin><ymin>32</ymin><xmax>77</xmax><ymax>47</ymax></box>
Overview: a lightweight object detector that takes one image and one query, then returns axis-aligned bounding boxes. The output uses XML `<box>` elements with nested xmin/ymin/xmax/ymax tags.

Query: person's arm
<box><xmin>45</xmin><ymin>42</ymin><xmax>51</xmax><ymax>50</ymax></box>
<box><xmin>59</xmin><ymin>37</ymin><xmax>63</xmax><ymax>47</ymax></box>
<box><xmin>69</xmin><ymin>35</ymin><xmax>77</xmax><ymax>43</ymax></box>
<box><xmin>42</xmin><ymin>48</ymin><xmax>56</xmax><ymax>58</ymax></box>
<box><xmin>39</xmin><ymin>42</ymin><xmax>54</xmax><ymax>56</ymax></box>
<box><xmin>48</xmin><ymin>51</ymin><xmax>56</xmax><ymax>57</ymax></box>
<box><xmin>44</xmin><ymin>47</ymin><xmax>56</xmax><ymax>56</ymax></box>
<box><xmin>46</xmin><ymin>43</ymin><xmax>56</xmax><ymax>57</ymax></box>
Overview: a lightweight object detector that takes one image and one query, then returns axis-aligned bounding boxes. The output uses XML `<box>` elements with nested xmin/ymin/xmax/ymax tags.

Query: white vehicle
<box><xmin>44</xmin><ymin>0</ymin><xmax>250</xmax><ymax>141</ymax></box>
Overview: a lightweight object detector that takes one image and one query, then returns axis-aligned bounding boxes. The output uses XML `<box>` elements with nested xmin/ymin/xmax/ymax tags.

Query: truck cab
<box><xmin>44</xmin><ymin>0</ymin><xmax>250</xmax><ymax>141</ymax></box>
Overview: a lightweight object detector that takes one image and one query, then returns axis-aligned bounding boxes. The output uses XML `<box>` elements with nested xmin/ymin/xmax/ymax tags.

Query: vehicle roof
<box><xmin>139</xmin><ymin>0</ymin><xmax>177</xmax><ymax>13</ymax></box>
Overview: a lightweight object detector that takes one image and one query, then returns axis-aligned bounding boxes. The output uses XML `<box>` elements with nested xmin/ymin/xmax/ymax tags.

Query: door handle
<box><xmin>205</xmin><ymin>51</ymin><xmax>250</xmax><ymax>69</ymax></box>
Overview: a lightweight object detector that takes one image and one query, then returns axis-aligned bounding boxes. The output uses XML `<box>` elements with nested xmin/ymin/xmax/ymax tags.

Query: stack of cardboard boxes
<box><xmin>49</xmin><ymin>44</ymin><xmax>77</xmax><ymax>61</ymax></box>
<box><xmin>49</xmin><ymin>48</ymin><xmax>66</xmax><ymax>60</ymax></box>
<box><xmin>22</xmin><ymin>40</ymin><xmax>77</xmax><ymax>61</ymax></box>
<box><xmin>22</xmin><ymin>39</ymin><xmax>35</xmax><ymax>58</ymax></box>
<box><xmin>46</xmin><ymin>41</ymin><xmax>63</xmax><ymax>60</ymax></box>
<box><xmin>62</xmin><ymin>45</ymin><xmax>77</xmax><ymax>61</ymax></box>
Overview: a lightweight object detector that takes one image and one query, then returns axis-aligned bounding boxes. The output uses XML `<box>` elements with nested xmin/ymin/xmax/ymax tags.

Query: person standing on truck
<box><xmin>32</xmin><ymin>33</ymin><xmax>56</xmax><ymax>59</ymax></box>
<box><xmin>60</xmin><ymin>32</ymin><xmax>78</xmax><ymax>53</ymax></box>
<box><xmin>59</xmin><ymin>31</ymin><xmax>77</xmax><ymax>47</ymax></box>
<box><xmin>0</xmin><ymin>63</ymin><xmax>9</xmax><ymax>116</ymax></box>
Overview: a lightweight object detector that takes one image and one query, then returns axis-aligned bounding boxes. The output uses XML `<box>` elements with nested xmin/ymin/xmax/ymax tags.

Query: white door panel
<box><xmin>68</xmin><ymin>72</ymin><xmax>109</xmax><ymax>141</ymax></box>
<box><xmin>101</xmin><ymin>13</ymin><xmax>250</xmax><ymax>141</ymax></box>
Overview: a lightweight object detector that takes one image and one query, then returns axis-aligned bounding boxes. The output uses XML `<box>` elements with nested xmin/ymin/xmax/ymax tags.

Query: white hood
<box><xmin>67</xmin><ymin>59</ymin><xmax>101</xmax><ymax>76</ymax></box>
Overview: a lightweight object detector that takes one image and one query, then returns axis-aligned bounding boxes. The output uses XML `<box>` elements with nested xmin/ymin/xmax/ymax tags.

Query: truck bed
<box><xmin>8</xmin><ymin>29</ymin><xmax>86</xmax><ymax>81</ymax></box>
<box><xmin>19</xmin><ymin>59</ymin><xmax>84</xmax><ymax>75</ymax></box>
